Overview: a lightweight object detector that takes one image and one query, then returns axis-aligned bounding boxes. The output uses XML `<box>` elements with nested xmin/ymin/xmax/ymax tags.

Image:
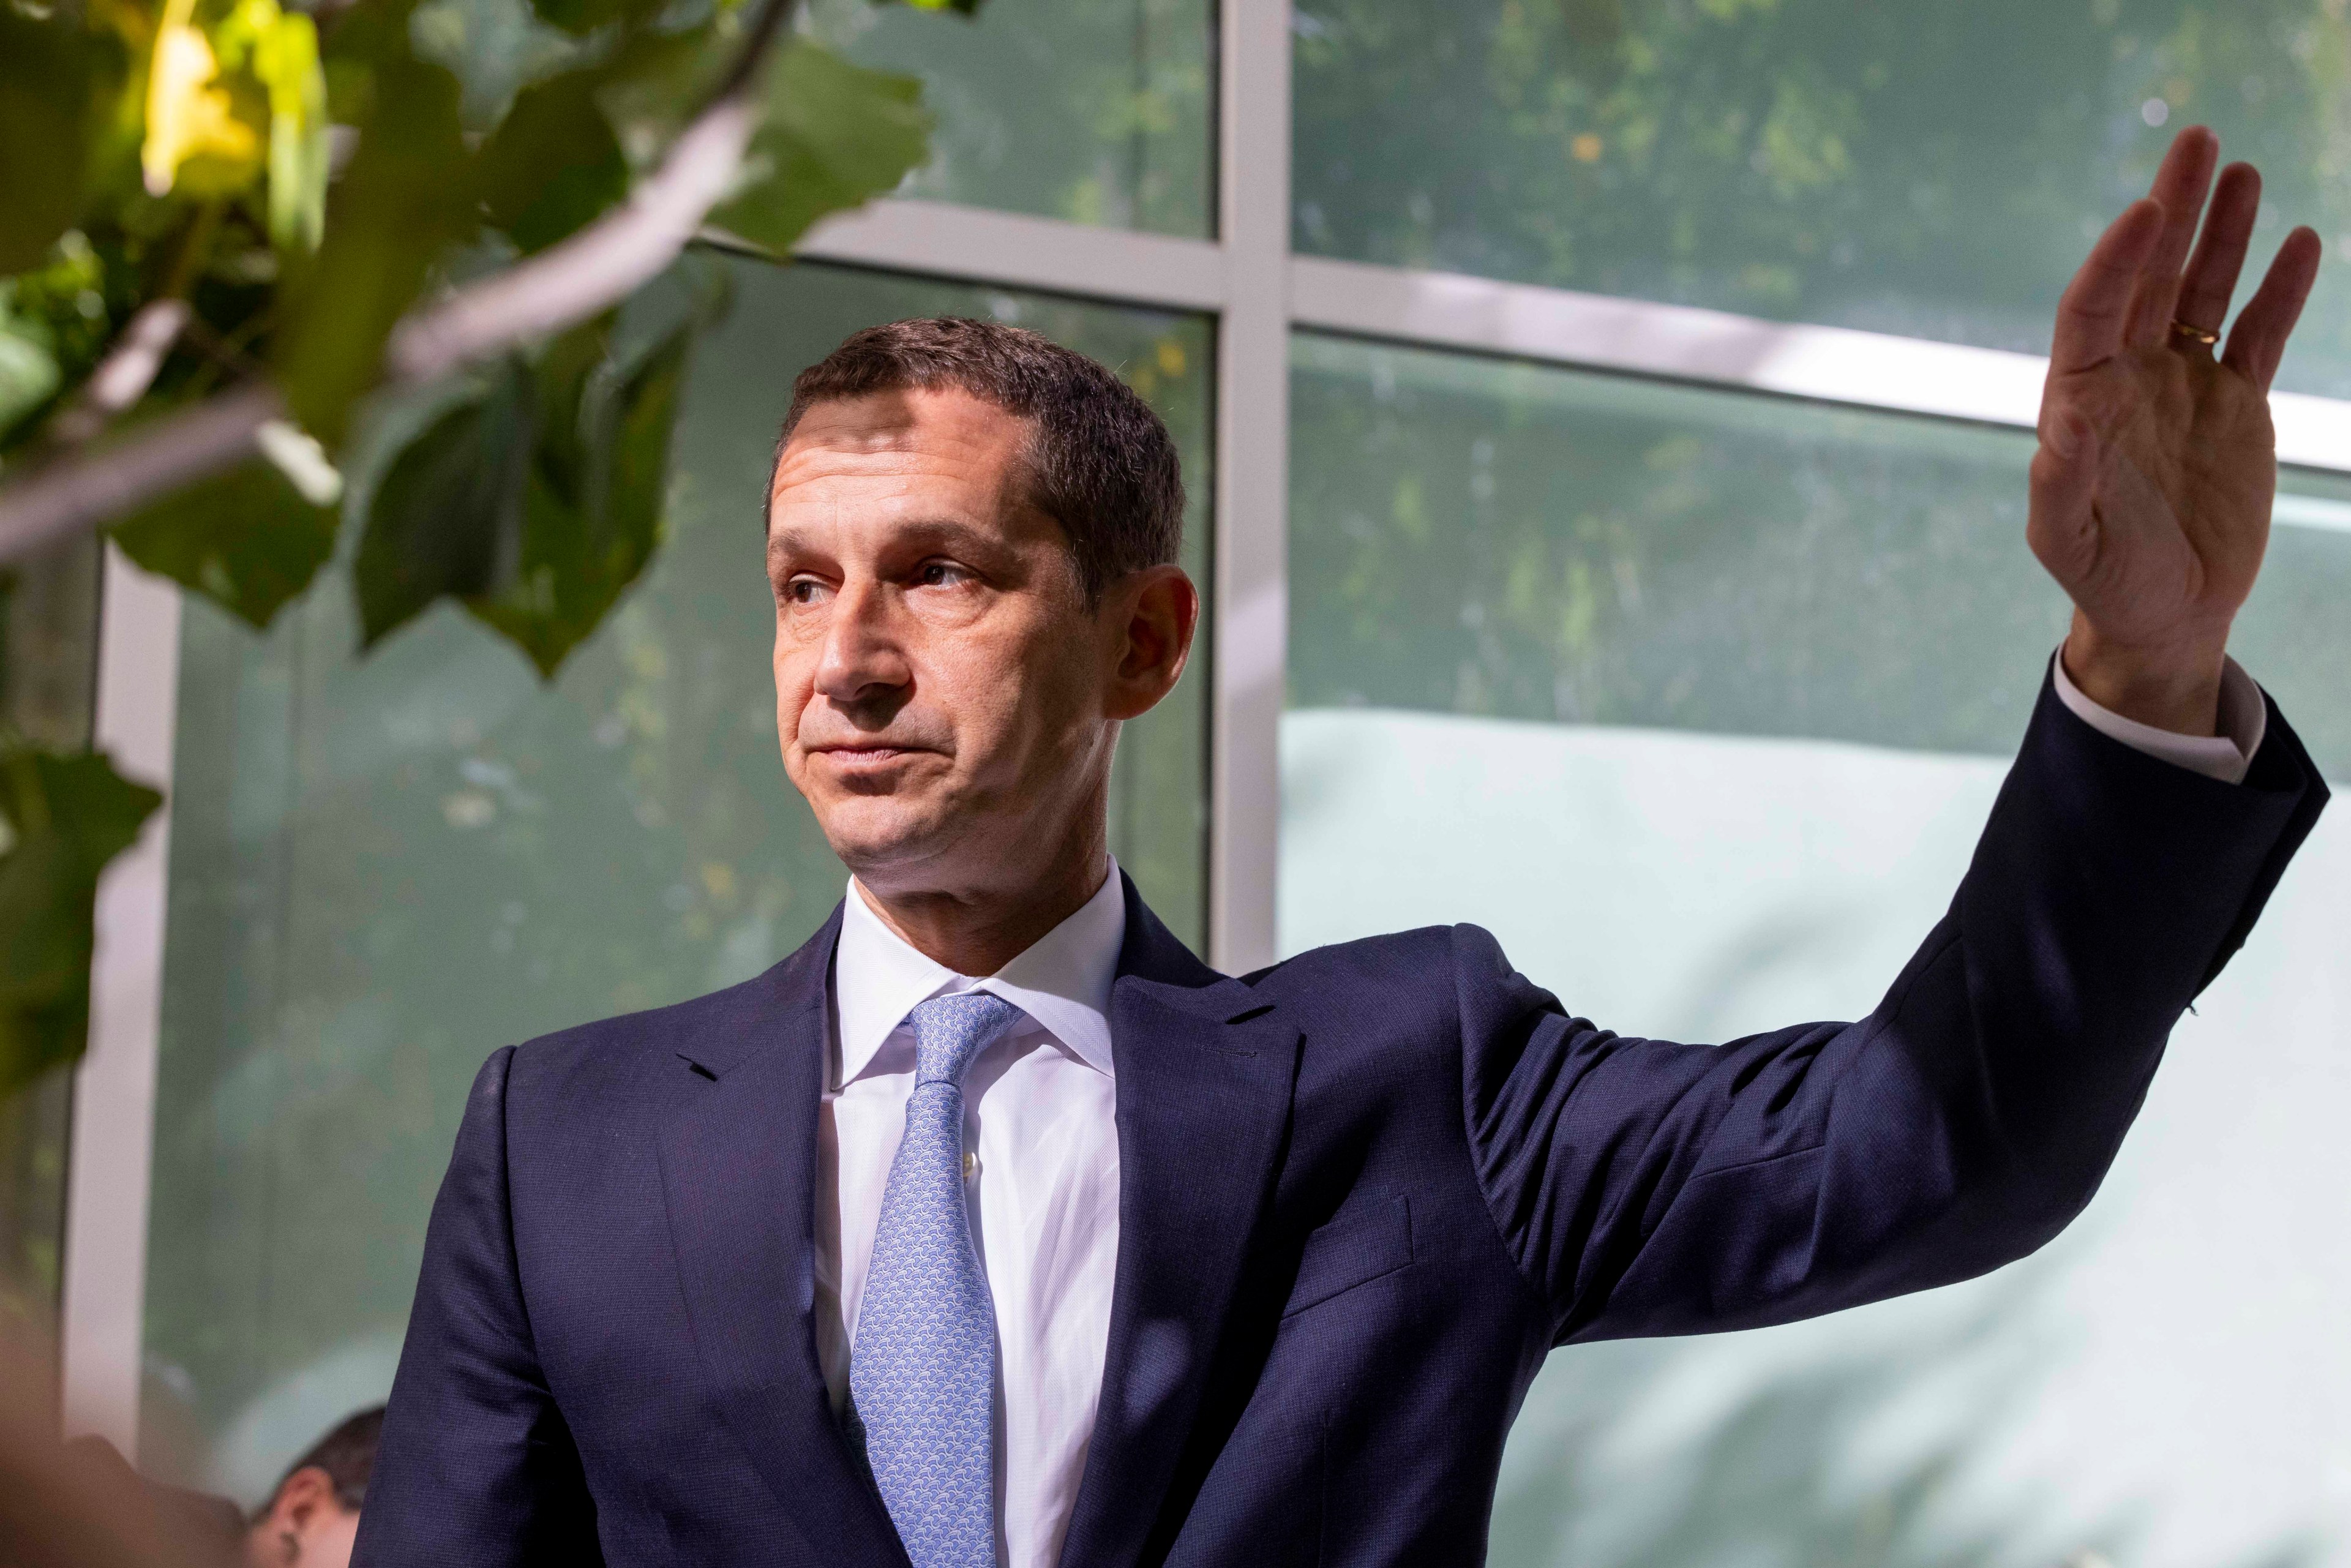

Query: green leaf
<box><xmin>705</xmin><ymin>38</ymin><xmax>932</xmax><ymax>253</ymax></box>
<box><xmin>272</xmin><ymin>6</ymin><xmax>475</xmax><ymax>444</ymax></box>
<box><xmin>0</xmin><ymin>312</ymin><xmax>61</xmax><ymax>445</ymax></box>
<box><xmin>0</xmin><ymin>13</ymin><xmax>125</xmax><ymax>274</ymax></box>
<box><xmin>876</xmin><ymin>0</ymin><xmax>986</xmax><ymax>14</ymax></box>
<box><xmin>477</xmin><ymin>73</ymin><xmax>631</xmax><ymax>254</ymax></box>
<box><xmin>0</xmin><ymin>234</ymin><xmax>121</xmax><ymax>459</ymax></box>
<box><xmin>524</xmin><ymin>0</ymin><xmax>668</xmax><ymax>40</ymax></box>
<box><xmin>353</xmin><ymin>366</ymin><xmax>537</xmax><ymax>648</ymax></box>
<box><xmin>354</xmin><ymin>299</ymin><xmax>700</xmax><ymax>677</ymax></box>
<box><xmin>588</xmin><ymin>23</ymin><xmax>737</xmax><ymax>151</ymax></box>
<box><xmin>250</xmin><ymin>7</ymin><xmax>332</xmax><ymax>252</ymax></box>
<box><xmin>0</xmin><ymin>748</ymin><xmax>162</xmax><ymax>1097</ymax></box>
<box><xmin>468</xmin><ymin>312</ymin><xmax>692</xmax><ymax>676</ymax></box>
<box><xmin>111</xmin><ymin>459</ymin><xmax>338</xmax><ymax>629</ymax></box>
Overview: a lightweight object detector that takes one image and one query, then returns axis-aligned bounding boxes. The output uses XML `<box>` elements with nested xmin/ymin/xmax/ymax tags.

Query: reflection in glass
<box><xmin>1285</xmin><ymin>332</ymin><xmax>2351</xmax><ymax>1567</ymax></box>
<box><xmin>807</xmin><ymin>0</ymin><xmax>1213</xmax><ymax>236</ymax></box>
<box><xmin>1293</xmin><ymin>0</ymin><xmax>2351</xmax><ymax>399</ymax></box>
<box><xmin>137</xmin><ymin>261</ymin><xmax>1212</xmax><ymax>1496</ymax></box>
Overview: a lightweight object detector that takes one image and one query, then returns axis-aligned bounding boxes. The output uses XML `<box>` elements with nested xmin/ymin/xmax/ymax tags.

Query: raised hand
<box><xmin>2030</xmin><ymin>126</ymin><xmax>2323</xmax><ymax>737</ymax></box>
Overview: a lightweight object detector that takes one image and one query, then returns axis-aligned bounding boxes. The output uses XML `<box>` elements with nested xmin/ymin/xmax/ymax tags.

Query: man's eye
<box><xmin>783</xmin><ymin>576</ymin><xmax>830</xmax><ymax>605</ymax></box>
<box><xmin>915</xmin><ymin>561</ymin><xmax>970</xmax><ymax>588</ymax></box>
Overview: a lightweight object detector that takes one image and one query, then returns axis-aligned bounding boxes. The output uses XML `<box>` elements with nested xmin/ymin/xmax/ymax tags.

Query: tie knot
<box><xmin>904</xmin><ymin>991</ymin><xmax>1022</xmax><ymax>1089</ymax></box>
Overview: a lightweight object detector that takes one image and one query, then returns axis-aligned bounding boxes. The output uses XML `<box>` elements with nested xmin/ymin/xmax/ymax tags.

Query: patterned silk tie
<box><xmin>850</xmin><ymin>990</ymin><xmax>1022</xmax><ymax>1568</ymax></box>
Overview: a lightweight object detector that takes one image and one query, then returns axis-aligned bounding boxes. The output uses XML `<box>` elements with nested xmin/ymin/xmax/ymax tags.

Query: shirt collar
<box><xmin>831</xmin><ymin>858</ymin><xmax>1125</xmax><ymax>1088</ymax></box>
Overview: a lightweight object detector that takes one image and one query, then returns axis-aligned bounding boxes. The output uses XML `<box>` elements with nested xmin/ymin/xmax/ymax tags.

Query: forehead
<box><xmin>770</xmin><ymin>385</ymin><xmax>1029</xmax><ymax>508</ymax></box>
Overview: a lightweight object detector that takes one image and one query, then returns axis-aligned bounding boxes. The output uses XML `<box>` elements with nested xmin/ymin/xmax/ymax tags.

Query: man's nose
<box><xmin>812</xmin><ymin>579</ymin><xmax>912</xmax><ymax>711</ymax></box>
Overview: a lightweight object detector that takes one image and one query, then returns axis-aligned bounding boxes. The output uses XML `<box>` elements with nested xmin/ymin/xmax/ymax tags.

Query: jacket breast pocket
<box><xmin>1281</xmin><ymin>1193</ymin><xmax>1414</xmax><ymax>1319</ymax></box>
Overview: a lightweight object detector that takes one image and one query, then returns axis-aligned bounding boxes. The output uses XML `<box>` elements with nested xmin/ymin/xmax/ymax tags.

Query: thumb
<box><xmin>2028</xmin><ymin>405</ymin><xmax>2102</xmax><ymax>574</ymax></box>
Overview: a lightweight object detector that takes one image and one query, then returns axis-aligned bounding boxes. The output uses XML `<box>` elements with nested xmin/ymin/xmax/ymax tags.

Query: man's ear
<box><xmin>268</xmin><ymin>1466</ymin><xmax>338</xmax><ymax>1530</ymax></box>
<box><xmin>1104</xmin><ymin>565</ymin><xmax>1199</xmax><ymax>721</ymax></box>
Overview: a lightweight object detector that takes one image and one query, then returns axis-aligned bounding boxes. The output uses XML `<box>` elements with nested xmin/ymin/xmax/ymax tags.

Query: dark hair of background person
<box><xmin>258</xmin><ymin>1406</ymin><xmax>385</xmax><ymax>1520</ymax></box>
<box><xmin>770</xmin><ymin>317</ymin><xmax>1186</xmax><ymax>603</ymax></box>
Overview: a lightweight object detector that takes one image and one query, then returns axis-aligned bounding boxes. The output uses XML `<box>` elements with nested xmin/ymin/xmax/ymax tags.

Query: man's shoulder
<box><xmin>495</xmin><ymin>913</ymin><xmax>837</xmax><ymax>1114</ymax></box>
<box><xmin>1238</xmin><ymin>923</ymin><xmax>1503</xmax><ymax>1015</ymax></box>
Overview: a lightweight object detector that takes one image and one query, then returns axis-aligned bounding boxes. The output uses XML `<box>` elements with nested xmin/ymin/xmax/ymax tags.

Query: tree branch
<box><xmin>0</xmin><ymin>383</ymin><xmax>285</xmax><ymax>561</ymax></box>
<box><xmin>0</xmin><ymin>0</ymin><xmax>798</xmax><ymax>565</ymax></box>
<box><xmin>386</xmin><ymin>96</ymin><xmax>757</xmax><ymax>384</ymax></box>
<box><xmin>44</xmin><ymin>300</ymin><xmax>192</xmax><ymax>449</ymax></box>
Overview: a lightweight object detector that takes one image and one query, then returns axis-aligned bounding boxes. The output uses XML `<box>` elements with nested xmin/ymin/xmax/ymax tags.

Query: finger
<box><xmin>2172</xmin><ymin>162</ymin><xmax>2262</xmax><ymax>341</ymax></box>
<box><xmin>2123</xmin><ymin>126</ymin><xmax>2221</xmax><ymax>345</ymax></box>
<box><xmin>2051</xmin><ymin>200</ymin><xmax>2165</xmax><ymax>374</ymax></box>
<box><xmin>2222</xmin><ymin>226</ymin><xmax>2324</xmax><ymax>390</ymax></box>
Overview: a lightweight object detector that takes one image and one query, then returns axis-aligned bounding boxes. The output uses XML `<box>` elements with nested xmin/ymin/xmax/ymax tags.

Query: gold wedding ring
<box><xmin>2170</xmin><ymin>318</ymin><xmax>2221</xmax><ymax>346</ymax></box>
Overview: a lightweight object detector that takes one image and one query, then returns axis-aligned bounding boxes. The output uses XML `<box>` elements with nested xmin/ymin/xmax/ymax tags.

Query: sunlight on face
<box><xmin>766</xmin><ymin>386</ymin><xmax>1119</xmax><ymax>901</ymax></box>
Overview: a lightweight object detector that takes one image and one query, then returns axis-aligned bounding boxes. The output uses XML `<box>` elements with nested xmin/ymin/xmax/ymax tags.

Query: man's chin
<box><xmin>813</xmin><ymin>800</ymin><xmax>959</xmax><ymax>882</ymax></box>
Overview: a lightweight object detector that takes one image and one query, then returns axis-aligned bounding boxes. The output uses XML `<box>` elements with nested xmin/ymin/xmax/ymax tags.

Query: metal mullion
<box><xmin>1206</xmin><ymin>0</ymin><xmax>1291</xmax><ymax>974</ymax></box>
<box><xmin>1289</xmin><ymin>252</ymin><xmax>2351</xmax><ymax>476</ymax></box>
<box><xmin>59</xmin><ymin>546</ymin><xmax>183</xmax><ymax>1455</ymax></box>
<box><xmin>793</xmin><ymin>199</ymin><xmax>1229</xmax><ymax>314</ymax></box>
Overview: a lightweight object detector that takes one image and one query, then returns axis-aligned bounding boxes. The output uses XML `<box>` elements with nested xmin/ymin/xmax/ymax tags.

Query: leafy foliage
<box><xmin>1</xmin><ymin>0</ymin><xmax>945</xmax><ymax>645</ymax></box>
<box><xmin>476</xmin><ymin>73</ymin><xmax>633</xmax><ymax>256</ymax></box>
<box><xmin>273</xmin><ymin>2</ymin><xmax>474</xmax><ymax>442</ymax></box>
<box><xmin>711</xmin><ymin>39</ymin><xmax>934</xmax><ymax>250</ymax></box>
<box><xmin>797</xmin><ymin>0</ymin><xmax>1212</xmax><ymax>233</ymax></box>
<box><xmin>356</xmin><ymin>301</ymin><xmax>702</xmax><ymax>673</ymax></box>
<box><xmin>0</xmin><ymin>0</ymin><xmax>963</xmax><ymax>1091</ymax></box>
<box><xmin>113</xmin><ymin>457</ymin><xmax>339</xmax><ymax>628</ymax></box>
<box><xmin>524</xmin><ymin>0</ymin><xmax>672</xmax><ymax>42</ymax></box>
<box><xmin>468</xmin><ymin>313</ymin><xmax>699</xmax><ymax>674</ymax></box>
<box><xmin>355</xmin><ymin>376</ymin><xmax>538</xmax><ymax>640</ymax></box>
<box><xmin>0</xmin><ymin>237</ymin><xmax>146</xmax><ymax>464</ymax></box>
<box><xmin>0</xmin><ymin>10</ymin><xmax>127</xmax><ymax>276</ymax></box>
<box><xmin>0</xmin><ymin>749</ymin><xmax>162</xmax><ymax>1097</ymax></box>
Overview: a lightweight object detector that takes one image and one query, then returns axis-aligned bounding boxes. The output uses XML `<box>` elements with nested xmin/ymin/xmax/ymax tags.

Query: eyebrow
<box><xmin>764</xmin><ymin>517</ymin><xmax>1010</xmax><ymax>568</ymax></box>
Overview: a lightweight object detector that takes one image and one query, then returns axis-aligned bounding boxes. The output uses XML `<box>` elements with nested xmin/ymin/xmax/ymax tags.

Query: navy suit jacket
<box><xmin>354</xmin><ymin>681</ymin><xmax>2327</xmax><ymax>1566</ymax></box>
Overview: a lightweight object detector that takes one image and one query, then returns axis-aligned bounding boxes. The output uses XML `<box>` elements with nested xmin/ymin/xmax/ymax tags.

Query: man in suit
<box><xmin>353</xmin><ymin>126</ymin><xmax>2329</xmax><ymax>1567</ymax></box>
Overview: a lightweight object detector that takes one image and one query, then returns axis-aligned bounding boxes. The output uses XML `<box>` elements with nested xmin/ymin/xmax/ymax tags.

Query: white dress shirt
<box><xmin>811</xmin><ymin>651</ymin><xmax>2264</xmax><ymax>1566</ymax></box>
<box><xmin>816</xmin><ymin>860</ymin><xmax>1127</xmax><ymax>1568</ymax></box>
<box><xmin>2051</xmin><ymin>648</ymin><xmax>2266</xmax><ymax>784</ymax></box>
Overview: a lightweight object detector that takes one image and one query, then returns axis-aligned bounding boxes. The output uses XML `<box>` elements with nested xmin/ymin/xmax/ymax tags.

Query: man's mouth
<box><xmin>809</xmin><ymin>743</ymin><xmax>934</xmax><ymax>765</ymax></box>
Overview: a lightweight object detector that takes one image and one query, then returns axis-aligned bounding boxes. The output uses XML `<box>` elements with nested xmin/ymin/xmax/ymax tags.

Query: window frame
<box><xmin>59</xmin><ymin>0</ymin><xmax>2351</xmax><ymax>1452</ymax></box>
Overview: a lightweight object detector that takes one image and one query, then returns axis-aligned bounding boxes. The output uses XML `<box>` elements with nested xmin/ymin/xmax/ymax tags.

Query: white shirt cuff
<box><xmin>2050</xmin><ymin>647</ymin><xmax>2267</xmax><ymax>786</ymax></box>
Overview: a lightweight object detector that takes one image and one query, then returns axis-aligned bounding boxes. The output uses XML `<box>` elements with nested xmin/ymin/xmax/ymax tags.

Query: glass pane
<box><xmin>136</xmin><ymin>261</ymin><xmax>1212</xmax><ymax>1497</ymax></box>
<box><xmin>1286</xmin><ymin>331</ymin><xmax>2351</xmax><ymax>1567</ymax></box>
<box><xmin>806</xmin><ymin>0</ymin><xmax>1213</xmax><ymax>237</ymax></box>
<box><xmin>1292</xmin><ymin>0</ymin><xmax>2351</xmax><ymax>400</ymax></box>
<box><xmin>408</xmin><ymin>0</ymin><xmax>1213</xmax><ymax>234</ymax></box>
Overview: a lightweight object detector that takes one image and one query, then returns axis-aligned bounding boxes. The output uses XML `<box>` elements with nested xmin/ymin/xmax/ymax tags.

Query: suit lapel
<box><xmin>654</xmin><ymin>905</ymin><xmax>907</xmax><ymax>1565</ymax></box>
<box><xmin>1058</xmin><ymin>882</ymin><xmax>1302</xmax><ymax>1567</ymax></box>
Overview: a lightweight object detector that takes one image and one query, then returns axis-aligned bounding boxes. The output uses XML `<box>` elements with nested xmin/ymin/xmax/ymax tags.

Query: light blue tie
<box><xmin>850</xmin><ymin>991</ymin><xmax>1021</xmax><ymax>1568</ymax></box>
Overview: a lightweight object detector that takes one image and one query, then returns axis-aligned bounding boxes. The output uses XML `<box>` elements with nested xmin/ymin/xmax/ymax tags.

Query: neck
<box><xmin>853</xmin><ymin>822</ymin><xmax>1113</xmax><ymax>978</ymax></box>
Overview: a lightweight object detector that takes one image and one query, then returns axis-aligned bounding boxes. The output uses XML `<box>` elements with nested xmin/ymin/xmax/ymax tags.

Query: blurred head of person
<box><xmin>241</xmin><ymin>1407</ymin><xmax>383</xmax><ymax>1568</ymax></box>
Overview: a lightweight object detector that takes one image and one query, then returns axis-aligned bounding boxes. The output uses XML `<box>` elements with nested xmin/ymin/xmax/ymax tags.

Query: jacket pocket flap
<box><xmin>1283</xmin><ymin>1194</ymin><xmax>1414</xmax><ymax>1318</ymax></box>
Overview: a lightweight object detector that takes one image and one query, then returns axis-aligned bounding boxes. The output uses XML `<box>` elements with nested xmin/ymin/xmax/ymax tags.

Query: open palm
<box><xmin>2029</xmin><ymin>127</ymin><xmax>2322</xmax><ymax>730</ymax></box>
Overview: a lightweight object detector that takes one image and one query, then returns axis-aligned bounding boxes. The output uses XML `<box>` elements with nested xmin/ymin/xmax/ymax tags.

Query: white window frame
<box><xmin>61</xmin><ymin>0</ymin><xmax>2351</xmax><ymax>1452</ymax></box>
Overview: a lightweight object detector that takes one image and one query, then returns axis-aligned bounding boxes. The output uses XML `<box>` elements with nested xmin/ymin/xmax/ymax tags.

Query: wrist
<box><xmin>2060</xmin><ymin>612</ymin><xmax>2229</xmax><ymax>738</ymax></box>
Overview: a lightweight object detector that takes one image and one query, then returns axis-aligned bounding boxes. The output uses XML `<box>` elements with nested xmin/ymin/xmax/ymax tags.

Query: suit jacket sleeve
<box><xmin>351</xmin><ymin>1046</ymin><xmax>605</xmax><ymax>1567</ymax></box>
<box><xmin>1460</xmin><ymin>676</ymin><xmax>2329</xmax><ymax>1346</ymax></box>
